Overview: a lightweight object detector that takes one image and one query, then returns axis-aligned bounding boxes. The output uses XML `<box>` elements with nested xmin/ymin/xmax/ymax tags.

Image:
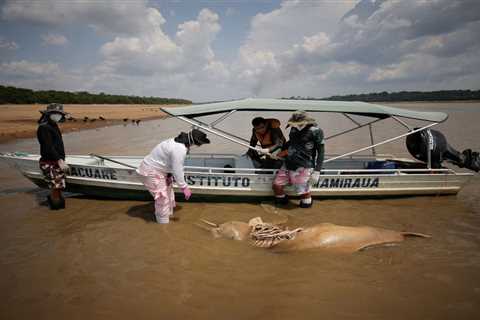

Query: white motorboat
<box><xmin>1</xmin><ymin>98</ymin><xmax>475</xmax><ymax>200</ymax></box>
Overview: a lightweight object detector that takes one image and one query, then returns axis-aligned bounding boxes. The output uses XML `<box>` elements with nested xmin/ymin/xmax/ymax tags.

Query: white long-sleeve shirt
<box><xmin>142</xmin><ymin>138</ymin><xmax>188</xmax><ymax>188</ymax></box>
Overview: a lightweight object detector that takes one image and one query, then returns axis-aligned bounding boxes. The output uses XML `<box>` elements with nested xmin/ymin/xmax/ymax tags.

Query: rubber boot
<box><xmin>47</xmin><ymin>195</ymin><xmax>63</xmax><ymax>210</ymax></box>
<box><xmin>299</xmin><ymin>199</ymin><xmax>313</xmax><ymax>208</ymax></box>
<box><xmin>59</xmin><ymin>195</ymin><xmax>66</xmax><ymax>209</ymax></box>
<box><xmin>274</xmin><ymin>195</ymin><xmax>289</xmax><ymax>206</ymax></box>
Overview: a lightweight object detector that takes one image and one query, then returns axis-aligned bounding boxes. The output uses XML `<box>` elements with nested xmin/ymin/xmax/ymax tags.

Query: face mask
<box><xmin>49</xmin><ymin>113</ymin><xmax>63</xmax><ymax>122</ymax></box>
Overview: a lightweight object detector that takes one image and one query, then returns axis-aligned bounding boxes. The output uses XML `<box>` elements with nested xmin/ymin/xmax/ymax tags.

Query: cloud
<box><xmin>97</xmin><ymin>8</ymin><xmax>221</xmax><ymax>77</ymax></box>
<box><xmin>2</xmin><ymin>0</ymin><xmax>479</xmax><ymax>101</ymax></box>
<box><xmin>0</xmin><ymin>60</ymin><xmax>60</xmax><ymax>77</ymax></box>
<box><xmin>0</xmin><ymin>37</ymin><xmax>18</xmax><ymax>50</ymax></box>
<box><xmin>225</xmin><ymin>8</ymin><xmax>236</xmax><ymax>17</ymax></box>
<box><xmin>41</xmin><ymin>33</ymin><xmax>68</xmax><ymax>46</ymax></box>
<box><xmin>1</xmin><ymin>0</ymin><xmax>165</xmax><ymax>35</ymax></box>
<box><xmin>233</xmin><ymin>0</ymin><xmax>480</xmax><ymax>98</ymax></box>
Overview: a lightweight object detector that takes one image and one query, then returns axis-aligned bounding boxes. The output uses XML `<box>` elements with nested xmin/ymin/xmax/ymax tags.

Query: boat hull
<box><xmin>1</xmin><ymin>153</ymin><xmax>473</xmax><ymax>201</ymax></box>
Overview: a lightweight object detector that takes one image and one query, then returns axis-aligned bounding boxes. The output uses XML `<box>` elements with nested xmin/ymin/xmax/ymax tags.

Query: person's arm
<box><xmin>249</xmin><ymin>129</ymin><xmax>258</xmax><ymax>147</ymax></box>
<box><xmin>313</xmin><ymin>127</ymin><xmax>325</xmax><ymax>171</ymax></box>
<box><xmin>170</xmin><ymin>146</ymin><xmax>188</xmax><ymax>188</ymax></box>
<box><xmin>268</xmin><ymin>128</ymin><xmax>286</xmax><ymax>153</ymax></box>
<box><xmin>247</xmin><ymin>130</ymin><xmax>259</xmax><ymax>157</ymax></box>
<box><xmin>38</xmin><ymin>125</ymin><xmax>62</xmax><ymax>160</ymax></box>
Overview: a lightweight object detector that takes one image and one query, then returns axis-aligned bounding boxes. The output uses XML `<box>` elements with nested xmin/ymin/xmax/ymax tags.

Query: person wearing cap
<box><xmin>136</xmin><ymin>129</ymin><xmax>210</xmax><ymax>224</ymax></box>
<box><xmin>247</xmin><ymin>117</ymin><xmax>286</xmax><ymax>169</ymax></box>
<box><xmin>272</xmin><ymin>110</ymin><xmax>324</xmax><ymax>208</ymax></box>
<box><xmin>37</xmin><ymin>103</ymin><xmax>70</xmax><ymax>210</ymax></box>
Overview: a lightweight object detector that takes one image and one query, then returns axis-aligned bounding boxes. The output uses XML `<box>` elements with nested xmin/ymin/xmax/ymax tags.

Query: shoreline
<box><xmin>1</xmin><ymin>100</ymin><xmax>478</xmax><ymax>144</ymax></box>
<box><xmin>0</xmin><ymin>104</ymin><xmax>174</xmax><ymax>144</ymax></box>
<box><xmin>0</xmin><ymin>116</ymin><xmax>168</xmax><ymax>144</ymax></box>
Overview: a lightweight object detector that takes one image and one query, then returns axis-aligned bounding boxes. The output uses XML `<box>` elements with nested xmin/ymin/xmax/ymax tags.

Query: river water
<box><xmin>0</xmin><ymin>102</ymin><xmax>479</xmax><ymax>319</ymax></box>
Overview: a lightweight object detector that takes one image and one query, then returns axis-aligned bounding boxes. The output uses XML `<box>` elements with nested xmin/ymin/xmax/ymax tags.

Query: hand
<box><xmin>58</xmin><ymin>159</ymin><xmax>70</xmax><ymax>173</ymax></box>
<box><xmin>309</xmin><ymin>171</ymin><xmax>321</xmax><ymax>186</ymax></box>
<box><xmin>255</xmin><ymin>147</ymin><xmax>270</xmax><ymax>155</ymax></box>
<box><xmin>182</xmin><ymin>186</ymin><xmax>192</xmax><ymax>200</ymax></box>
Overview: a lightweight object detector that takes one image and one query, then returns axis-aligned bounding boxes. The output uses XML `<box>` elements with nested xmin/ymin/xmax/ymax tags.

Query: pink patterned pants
<box><xmin>137</xmin><ymin>162</ymin><xmax>176</xmax><ymax>223</ymax></box>
<box><xmin>273</xmin><ymin>166</ymin><xmax>313</xmax><ymax>195</ymax></box>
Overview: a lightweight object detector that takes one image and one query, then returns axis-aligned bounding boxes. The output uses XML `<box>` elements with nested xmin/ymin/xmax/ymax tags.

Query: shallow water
<box><xmin>1</xmin><ymin>102</ymin><xmax>479</xmax><ymax>319</ymax></box>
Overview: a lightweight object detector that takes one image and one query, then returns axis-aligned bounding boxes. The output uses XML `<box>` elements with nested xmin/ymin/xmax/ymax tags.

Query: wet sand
<box><xmin>0</xmin><ymin>104</ymin><xmax>180</xmax><ymax>143</ymax></box>
<box><xmin>0</xmin><ymin>102</ymin><xmax>479</xmax><ymax>319</ymax></box>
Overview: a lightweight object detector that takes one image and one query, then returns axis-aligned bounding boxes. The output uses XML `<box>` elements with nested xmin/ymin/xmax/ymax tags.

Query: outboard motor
<box><xmin>406</xmin><ymin>129</ymin><xmax>479</xmax><ymax>172</ymax></box>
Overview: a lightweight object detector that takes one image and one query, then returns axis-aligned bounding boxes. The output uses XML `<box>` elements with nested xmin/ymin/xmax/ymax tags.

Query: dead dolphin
<box><xmin>198</xmin><ymin>217</ymin><xmax>431</xmax><ymax>253</ymax></box>
<box><xmin>199</xmin><ymin>219</ymin><xmax>252</xmax><ymax>241</ymax></box>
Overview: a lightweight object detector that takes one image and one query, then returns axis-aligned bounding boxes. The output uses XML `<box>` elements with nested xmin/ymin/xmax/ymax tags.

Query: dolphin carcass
<box><xmin>198</xmin><ymin>217</ymin><xmax>431</xmax><ymax>253</ymax></box>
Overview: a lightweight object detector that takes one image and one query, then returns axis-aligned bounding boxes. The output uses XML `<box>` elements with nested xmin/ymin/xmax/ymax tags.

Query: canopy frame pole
<box><xmin>343</xmin><ymin>114</ymin><xmax>362</xmax><ymax>126</ymax></box>
<box><xmin>191</xmin><ymin>117</ymin><xmax>251</xmax><ymax>143</ymax></box>
<box><xmin>325</xmin><ymin>117</ymin><xmax>384</xmax><ymax>140</ymax></box>
<box><xmin>324</xmin><ymin>122</ymin><xmax>439</xmax><ymax>163</ymax></box>
<box><xmin>89</xmin><ymin>153</ymin><xmax>137</xmax><ymax>169</ymax></box>
<box><xmin>426</xmin><ymin>129</ymin><xmax>434</xmax><ymax>169</ymax></box>
<box><xmin>210</xmin><ymin>110</ymin><xmax>237</xmax><ymax>127</ymax></box>
<box><xmin>177</xmin><ymin>116</ymin><xmax>258</xmax><ymax>151</ymax></box>
<box><xmin>368</xmin><ymin>124</ymin><xmax>376</xmax><ymax>156</ymax></box>
<box><xmin>392</xmin><ymin>116</ymin><xmax>412</xmax><ymax>130</ymax></box>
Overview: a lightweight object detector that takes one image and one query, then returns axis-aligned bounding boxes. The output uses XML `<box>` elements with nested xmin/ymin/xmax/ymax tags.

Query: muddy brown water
<box><xmin>1</xmin><ymin>102</ymin><xmax>479</xmax><ymax>319</ymax></box>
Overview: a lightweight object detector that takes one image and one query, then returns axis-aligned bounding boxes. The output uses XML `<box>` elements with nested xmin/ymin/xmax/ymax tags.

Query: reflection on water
<box><xmin>0</xmin><ymin>102</ymin><xmax>479</xmax><ymax>319</ymax></box>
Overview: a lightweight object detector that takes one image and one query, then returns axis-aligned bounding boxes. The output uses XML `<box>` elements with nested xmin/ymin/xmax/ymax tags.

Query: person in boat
<box><xmin>272</xmin><ymin>110</ymin><xmax>324</xmax><ymax>208</ymax></box>
<box><xmin>247</xmin><ymin>117</ymin><xmax>286</xmax><ymax>169</ymax></box>
<box><xmin>37</xmin><ymin>103</ymin><xmax>70</xmax><ymax>210</ymax></box>
<box><xmin>137</xmin><ymin>129</ymin><xmax>210</xmax><ymax>224</ymax></box>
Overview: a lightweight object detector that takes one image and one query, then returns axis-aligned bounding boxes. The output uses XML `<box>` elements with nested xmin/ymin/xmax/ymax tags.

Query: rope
<box><xmin>250</xmin><ymin>223</ymin><xmax>303</xmax><ymax>248</ymax></box>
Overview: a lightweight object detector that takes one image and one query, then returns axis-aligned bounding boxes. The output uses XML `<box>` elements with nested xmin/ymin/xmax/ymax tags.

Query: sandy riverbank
<box><xmin>0</xmin><ymin>104</ymin><xmax>183</xmax><ymax>143</ymax></box>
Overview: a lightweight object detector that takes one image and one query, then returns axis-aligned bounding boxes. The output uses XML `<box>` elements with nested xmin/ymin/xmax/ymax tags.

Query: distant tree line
<box><xmin>0</xmin><ymin>85</ymin><xmax>192</xmax><ymax>105</ymax></box>
<box><xmin>283</xmin><ymin>90</ymin><xmax>480</xmax><ymax>102</ymax></box>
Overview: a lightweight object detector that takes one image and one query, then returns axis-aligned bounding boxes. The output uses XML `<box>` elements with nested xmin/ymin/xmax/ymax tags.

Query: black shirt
<box><xmin>285</xmin><ymin>124</ymin><xmax>325</xmax><ymax>171</ymax></box>
<box><xmin>37</xmin><ymin>120</ymin><xmax>65</xmax><ymax>161</ymax></box>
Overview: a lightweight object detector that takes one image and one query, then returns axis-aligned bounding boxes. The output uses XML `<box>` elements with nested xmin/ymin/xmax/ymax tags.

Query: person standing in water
<box><xmin>272</xmin><ymin>110</ymin><xmax>324</xmax><ymax>208</ymax></box>
<box><xmin>137</xmin><ymin>129</ymin><xmax>210</xmax><ymax>223</ymax></box>
<box><xmin>37</xmin><ymin>103</ymin><xmax>70</xmax><ymax>210</ymax></box>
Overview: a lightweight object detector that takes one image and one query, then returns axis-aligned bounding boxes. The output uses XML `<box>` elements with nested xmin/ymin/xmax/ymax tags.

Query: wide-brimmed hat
<box><xmin>40</xmin><ymin>103</ymin><xmax>68</xmax><ymax>116</ymax></box>
<box><xmin>286</xmin><ymin>110</ymin><xmax>317</xmax><ymax>128</ymax></box>
<box><xmin>190</xmin><ymin>129</ymin><xmax>210</xmax><ymax>145</ymax></box>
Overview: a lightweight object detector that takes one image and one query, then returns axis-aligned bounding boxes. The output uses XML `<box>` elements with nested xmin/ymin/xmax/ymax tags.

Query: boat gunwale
<box><xmin>1</xmin><ymin>152</ymin><xmax>473</xmax><ymax>177</ymax></box>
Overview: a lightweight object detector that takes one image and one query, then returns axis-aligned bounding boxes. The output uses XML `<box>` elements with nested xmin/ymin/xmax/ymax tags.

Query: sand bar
<box><xmin>0</xmin><ymin>104</ymin><xmax>183</xmax><ymax>143</ymax></box>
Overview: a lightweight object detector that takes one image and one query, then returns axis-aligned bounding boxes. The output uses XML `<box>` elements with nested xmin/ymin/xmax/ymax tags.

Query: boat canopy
<box><xmin>161</xmin><ymin>98</ymin><xmax>448</xmax><ymax>122</ymax></box>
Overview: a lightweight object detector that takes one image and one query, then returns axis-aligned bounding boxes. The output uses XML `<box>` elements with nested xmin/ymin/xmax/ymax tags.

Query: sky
<box><xmin>0</xmin><ymin>0</ymin><xmax>479</xmax><ymax>102</ymax></box>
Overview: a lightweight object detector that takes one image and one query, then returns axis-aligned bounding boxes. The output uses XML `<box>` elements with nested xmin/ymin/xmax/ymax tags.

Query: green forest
<box><xmin>285</xmin><ymin>89</ymin><xmax>480</xmax><ymax>102</ymax></box>
<box><xmin>0</xmin><ymin>85</ymin><xmax>192</xmax><ymax>105</ymax></box>
<box><xmin>2</xmin><ymin>85</ymin><xmax>480</xmax><ymax>104</ymax></box>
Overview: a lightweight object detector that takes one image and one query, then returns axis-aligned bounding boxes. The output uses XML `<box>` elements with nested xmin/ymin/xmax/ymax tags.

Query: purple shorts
<box><xmin>273</xmin><ymin>166</ymin><xmax>313</xmax><ymax>194</ymax></box>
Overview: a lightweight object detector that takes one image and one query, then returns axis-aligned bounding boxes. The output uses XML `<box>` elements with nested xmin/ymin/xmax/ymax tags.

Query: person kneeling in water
<box><xmin>137</xmin><ymin>129</ymin><xmax>210</xmax><ymax>223</ymax></box>
<box><xmin>272</xmin><ymin>111</ymin><xmax>324</xmax><ymax>208</ymax></box>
